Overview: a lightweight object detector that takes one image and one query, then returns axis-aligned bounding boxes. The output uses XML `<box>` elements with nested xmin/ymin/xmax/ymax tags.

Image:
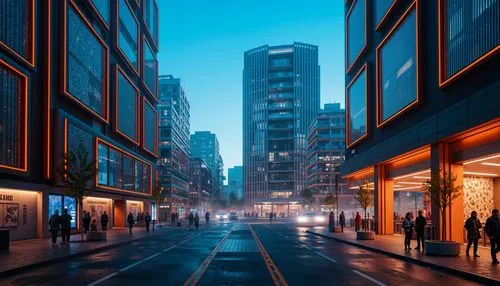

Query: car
<box><xmin>229</xmin><ymin>212</ymin><xmax>238</xmax><ymax>220</ymax></box>
<box><xmin>215</xmin><ymin>212</ymin><xmax>228</xmax><ymax>220</ymax></box>
<box><xmin>295</xmin><ymin>212</ymin><xmax>327</xmax><ymax>226</ymax></box>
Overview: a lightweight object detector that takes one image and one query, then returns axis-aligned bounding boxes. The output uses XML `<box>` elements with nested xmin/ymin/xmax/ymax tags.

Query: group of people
<box><xmin>243</xmin><ymin>212</ymin><xmax>258</xmax><ymax>217</ymax></box>
<box><xmin>48</xmin><ymin>209</ymin><xmax>73</xmax><ymax>245</ymax></box>
<box><xmin>401</xmin><ymin>210</ymin><xmax>427</xmax><ymax>251</ymax></box>
<box><xmin>328</xmin><ymin>211</ymin><xmax>346</xmax><ymax>232</ymax></box>
<box><xmin>81</xmin><ymin>210</ymin><xmax>109</xmax><ymax>233</ymax></box>
<box><xmin>268</xmin><ymin>212</ymin><xmax>277</xmax><ymax>223</ymax></box>
<box><xmin>127</xmin><ymin>211</ymin><xmax>152</xmax><ymax>234</ymax></box>
<box><xmin>463</xmin><ymin>209</ymin><xmax>500</xmax><ymax>264</ymax></box>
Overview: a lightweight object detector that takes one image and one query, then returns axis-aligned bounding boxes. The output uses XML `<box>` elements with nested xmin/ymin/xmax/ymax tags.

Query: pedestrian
<box><xmin>355</xmin><ymin>212</ymin><xmax>361</xmax><ymax>232</ymax></box>
<box><xmin>339</xmin><ymin>211</ymin><xmax>346</xmax><ymax>232</ymax></box>
<box><xmin>273</xmin><ymin>212</ymin><xmax>277</xmax><ymax>220</ymax></box>
<box><xmin>175</xmin><ymin>212</ymin><xmax>179</xmax><ymax>223</ymax></box>
<box><xmin>269</xmin><ymin>212</ymin><xmax>273</xmax><ymax>223</ymax></box>
<box><xmin>49</xmin><ymin>210</ymin><xmax>61</xmax><ymax>245</ymax></box>
<box><xmin>464</xmin><ymin>211</ymin><xmax>482</xmax><ymax>257</ymax></box>
<box><xmin>127</xmin><ymin>212</ymin><xmax>134</xmax><ymax>234</ymax></box>
<box><xmin>205</xmin><ymin>211</ymin><xmax>210</xmax><ymax>224</ymax></box>
<box><xmin>91</xmin><ymin>219</ymin><xmax>97</xmax><ymax>232</ymax></box>
<box><xmin>189</xmin><ymin>212</ymin><xmax>194</xmax><ymax>229</ymax></box>
<box><xmin>402</xmin><ymin>212</ymin><xmax>414</xmax><ymax>250</ymax></box>
<box><xmin>415</xmin><ymin>210</ymin><xmax>427</xmax><ymax>251</ymax></box>
<box><xmin>60</xmin><ymin>208</ymin><xmax>72</xmax><ymax>244</ymax></box>
<box><xmin>171</xmin><ymin>212</ymin><xmax>176</xmax><ymax>225</ymax></box>
<box><xmin>329</xmin><ymin>211</ymin><xmax>334</xmax><ymax>232</ymax></box>
<box><xmin>194</xmin><ymin>212</ymin><xmax>200</xmax><ymax>230</ymax></box>
<box><xmin>101</xmin><ymin>211</ymin><xmax>109</xmax><ymax>231</ymax></box>
<box><xmin>145</xmin><ymin>212</ymin><xmax>151</xmax><ymax>232</ymax></box>
<box><xmin>82</xmin><ymin>210</ymin><xmax>90</xmax><ymax>233</ymax></box>
<box><xmin>485</xmin><ymin>208</ymin><xmax>500</xmax><ymax>264</ymax></box>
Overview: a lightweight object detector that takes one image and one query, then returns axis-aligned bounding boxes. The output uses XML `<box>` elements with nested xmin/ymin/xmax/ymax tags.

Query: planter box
<box><xmin>86</xmin><ymin>231</ymin><xmax>107</xmax><ymax>242</ymax></box>
<box><xmin>425</xmin><ymin>240</ymin><xmax>460</xmax><ymax>256</ymax></box>
<box><xmin>356</xmin><ymin>231</ymin><xmax>375</xmax><ymax>240</ymax></box>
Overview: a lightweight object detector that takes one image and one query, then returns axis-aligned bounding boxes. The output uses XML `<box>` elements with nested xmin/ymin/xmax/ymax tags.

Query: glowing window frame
<box><xmin>0</xmin><ymin>0</ymin><xmax>35</xmax><ymax>68</ymax></box>
<box><xmin>438</xmin><ymin>0</ymin><xmax>500</xmax><ymax>88</ymax></box>
<box><xmin>63</xmin><ymin>0</ymin><xmax>109</xmax><ymax>123</ymax></box>
<box><xmin>87</xmin><ymin>0</ymin><xmax>111</xmax><ymax>30</ymax></box>
<box><xmin>376</xmin><ymin>0</ymin><xmax>420</xmax><ymax>128</ymax></box>
<box><xmin>346</xmin><ymin>64</ymin><xmax>369</xmax><ymax>148</ymax></box>
<box><xmin>143</xmin><ymin>0</ymin><xmax>159</xmax><ymax>49</ymax></box>
<box><xmin>114</xmin><ymin>65</ymin><xmax>140</xmax><ymax>145</ymax></box>
<box><xmin>142</xmin><ymin>97</ymin><xmax>158</xmax><ymax>157</ymax></box>
<box><xmin>375</xmin><ymin>0</ymin><xmax>398</xmax><ymax>31</ymax></box>
<box><xmin>345</xmin><ymin>0</ymin><xmax>368</xmax><ymax>74</ymax></box>
<box><xmin>115</xmin><ymin>0</ymin><xmax>140</xmax><ymax>76</ymax></box>
<box><xmin>0</xmin><ymin>59</ymin><xmax>29</xmax><ymax>172</ymax></box>
<box><xmin>142</xmin><ymin>36</ymin><xmax>158</xmax><ymax>100</ymax></box>
<box><xmin>45</xmin><ymin>0</ymin><xmax>52</xmax><ymax>179</ymax></box>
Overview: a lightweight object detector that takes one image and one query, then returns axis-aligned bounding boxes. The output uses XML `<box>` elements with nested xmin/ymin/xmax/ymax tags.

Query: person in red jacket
<box><xmin>355</xmin><ymin>212</ymin><xmax>362</xmax><ymax>232</ymax></box>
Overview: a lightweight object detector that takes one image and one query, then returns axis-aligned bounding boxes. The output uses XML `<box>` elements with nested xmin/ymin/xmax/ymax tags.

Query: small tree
<box><xmin>59</xmin><ymin>143</ymin><xmax>97</xmax><ymax>242</ymax></box>
<box><xmin>151</xmin><ymin>183</ymin><xmax>166</xmax><ymax>225</ymax></box>
<box><xmin>421</xmin><ymin>170</ymin><xmax>461</xmax><ymax>242</ymax></box>
<box><xmin>354</xmin><ymin>181</ymin><xmax>373</xmax><ymax>231</ymax></box>
<box><xmin>323</xmin><ymin>194</ymin><xmax>337</xmax><ymax>212</ymax></box>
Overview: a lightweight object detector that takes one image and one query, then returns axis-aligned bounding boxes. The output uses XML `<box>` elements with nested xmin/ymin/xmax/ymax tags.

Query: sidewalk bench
<box><xmin>86</xmin><ymin>231</ymin><xmax>107</xmax><ymax>241</ymax></box>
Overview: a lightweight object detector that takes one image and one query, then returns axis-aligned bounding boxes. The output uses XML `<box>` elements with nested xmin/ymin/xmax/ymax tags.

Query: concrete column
<box><xmin>374</xmin><ymin>165</ymin><xmax>394</xmax><ymax>235</ymax></box>
<box><xmin>430</xmin><ymin>143</ymin><xmax>464</xmax><ymax>242</ymax></box>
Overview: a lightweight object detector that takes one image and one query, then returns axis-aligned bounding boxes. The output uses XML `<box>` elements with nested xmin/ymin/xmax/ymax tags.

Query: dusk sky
<box><xmin>157</xmin><ymin>0</ymin><xmax>345</xmax><ymax>179</ymax></box>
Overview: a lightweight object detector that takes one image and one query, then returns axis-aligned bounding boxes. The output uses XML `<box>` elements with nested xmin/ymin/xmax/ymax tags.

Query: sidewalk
<box><xmin>306</xmin><ymin>227</ymin><xmax>499</xmax><ymax>284</ymax></box>
<box><xmin>0</xmin><ymin>225</ymin><xmax>175</xmax><ymax>277</ymax></box>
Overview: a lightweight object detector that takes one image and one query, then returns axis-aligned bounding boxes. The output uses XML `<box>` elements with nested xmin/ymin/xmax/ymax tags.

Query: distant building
<box><xmin>189</xmin><ymin>158</ymin><xmax>213</xmax><ymax>213</ymax></box>
<box><xmin>243</xmin><ymin>42</ymin><xmax>320</xmax><ymax>217</ymax></box>
<box><xmin>158</xmin><ymin>75</ymin><xmax>191</xmax><ymax>218</ymax></box>
<box><xmin>227</xmin><ymin>166</ymin><xmax>243</xmax><ymax>200</ymax></box>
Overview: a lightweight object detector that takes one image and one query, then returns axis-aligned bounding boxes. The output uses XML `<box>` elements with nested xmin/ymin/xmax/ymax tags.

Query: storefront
<box><xmin>83</xmin><ymin>197</ymin><xmax>113</xmax><ymax>226</ymax></box>
<box><xmin>254</xmin><ymin>199</ymin><xmax>303</xmax><ymax>217</ymax></box>
<box><xmin>0</xmin><ymin>188</ymin><xmax>42</xmax><ymax>241</ymax></box>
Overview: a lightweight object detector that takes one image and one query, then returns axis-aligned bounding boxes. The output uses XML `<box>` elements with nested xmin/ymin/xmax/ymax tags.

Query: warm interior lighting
<box><xmin>393</xmin><ymin>169</ymin><xmax>430</xmax><ymax>180</ymax></box>
<box><xmin>463</xmin><ymin>154</ymin><xmax>500</xmax><ymax>165</ymax></box>
<box><xmin>397</xmin><ymin>182</ymin><xmax>423</xmax><ymax>185</ymax></box>
<box><xmin>393</xmin><ymin>186</ymin><xmax>422</xmax><ymax>191</ymax></box>
<box><xmin>463</xmin><ymin>171</ymin><xmax>498</xmax><ymax>177</ymax></box>
<box><xmin>413</xmin><ymin>176</ymin><xmax>431</xmax><ymax>179</ymax></box>
<box><xmin>482</xmin><ymin>163</ymin><xmax>500</xmax><ymax>167</ymax></box>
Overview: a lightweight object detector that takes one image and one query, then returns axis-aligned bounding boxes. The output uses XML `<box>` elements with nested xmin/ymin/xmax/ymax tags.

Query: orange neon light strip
<box><xmin>345</xmin><ymin>0</ymin><xmax>368</xmax><ymax>74</ymax></box>
<box><xmin>346</xmin><ymin>64</ymin><xmax>368</xmax><ymax>148</ymax></box>
<box><xmin>375</xmin><ymin>0</ymin><xmax>397</xmax><ymax>31</ymax></box>
<box><xmin>115</xmin><ymin>0</ymin><xmax>141</xmax><ymax>76</ymax></box>
<box><xmin>376</xmin><ymin>0</ymin><xmax>420</xmax><ymax>128</ymax></box>
<box><xmin>0</xmin><ymin>59</ymin><xmax>29</xmax><ymax>173</ymax></box>
<box><xmin>44</xmin><ymin>0</ymin><xmax>52</xmax><ymax>179</ymax></box>
<box><xmin>63</xmin><ymin>0</ymin><xmax>109</xmax><ymax>123</ymax></box>
<box><xmin>0</xmin><ymin>0</ymin><xmax>35</xmax><ymax>68</ymax></box>
<box><xmin>142</xmin><ymin>36</ymin><xmax>158</xmax><ymax>100</ymax></box>
<box><xmin>142</xmin><ymin>97</ymin><xmax>159</xmax><ymax>157</ymax></box>
<box><xmin>87</xmin><ymin>0</ymin><xmax>110</xmax><ymax>30</ymax></box>
<box><xmin>114</xmin><ymin>65</ymin><xmax>141</xmax><ymax>145</ymax></box>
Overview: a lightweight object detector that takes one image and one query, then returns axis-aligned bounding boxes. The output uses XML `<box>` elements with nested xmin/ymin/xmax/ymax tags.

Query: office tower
<box><xmin>227</xmin><ymin>166</ymin><xmax>243</xmax><ymax>200</ymax></box>
<box><xmin>189</xmin><ymin>157</ymin><xmax>213</xmax><ymax>212</ymax></box>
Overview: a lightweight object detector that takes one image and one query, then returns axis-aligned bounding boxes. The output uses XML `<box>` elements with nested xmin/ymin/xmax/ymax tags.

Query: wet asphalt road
<box><xmin>1</xmin><ymin>220</ymin><xmax>480</xmax><ymax>286</ymax></box>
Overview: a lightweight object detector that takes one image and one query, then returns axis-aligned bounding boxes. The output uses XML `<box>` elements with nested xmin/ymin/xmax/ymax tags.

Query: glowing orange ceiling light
<box><xmin>463</xmin><ymin>171</ymin><xmax>498</xmax><ymax>177</ymax></box>
<box><xmin>481</xmin><ymin>163</ymin><xmax>500</xmax><ymax>167</ymax></box>
<box><xmin>463</xmin><ymin>154</ymin><xmax>500</xmax><ymax>165</ymax></box>
<box><xmin>393</xmin><ymin>169</ymin><xmax>430</xmax><ymax>180</ymax></box>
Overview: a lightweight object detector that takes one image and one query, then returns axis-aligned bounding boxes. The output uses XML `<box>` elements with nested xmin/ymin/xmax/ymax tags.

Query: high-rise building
<box><xmin>227</xmin><ymin>166</ymin><xmax>243</xmax><ymax>200</ymax></box>
<box><xmin>243</xmin><ymin>42</ymin><xmax>320</xmax><ymax>217</ymax></box>
<box><xmin>190</xmin><ymin>131</ymin><xmax>224</xmax><ymax>199</ymax></box>
<box><xmin>342</xmin><ymin>0</ymin><xmax>499</xmax><ymax>241</ymax></box>
<box><xmin>158</xmin><ymin>75</ymin><xmax>191</xmax><ymax>218</ymax></box>
<box><xmin>188</xmin><ymin>157</ymin><xmax>212</xmax><ymax>213</ymax></box>
<box><xmin>0</xmin><ymin>0</ymin><xmax>159</xmax><ymax>241</ymax></box>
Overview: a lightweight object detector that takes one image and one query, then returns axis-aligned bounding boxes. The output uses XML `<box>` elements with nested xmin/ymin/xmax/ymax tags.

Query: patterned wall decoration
<box><xmin>463</xmin><ymin>176</ymin><xmax>494</xmax><ymax>223</ymax></box>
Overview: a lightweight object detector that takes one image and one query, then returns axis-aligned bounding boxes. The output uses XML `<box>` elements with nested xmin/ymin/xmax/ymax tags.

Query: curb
<box><xmin>0</xmin><ymin>228</ymin><xmax>175</xmax><ymax>278</ymax></box>
<box><xmin>306</xmin><ymin>230</ymin><xmax>499</xmax><ymax>285</ymax></box>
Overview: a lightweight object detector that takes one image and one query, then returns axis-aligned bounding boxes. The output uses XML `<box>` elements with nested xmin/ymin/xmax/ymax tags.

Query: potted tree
<box><xmin>59</xmin><ymin>143</ymin><xmax>98</xmax><ymax>242</ymax></box>
<box><xmin>151</xmin><ymin>183</ymin><xmax>166</xmax><ymax>231</ymax></box>
<box><xmin>354</xmin><ymin>182</ymin><xmax>375</xmax><ymax>240</ymax></box>
<box><xmin>422</xmin><ymin>170</ymin><xmax>461</xmax><ymax>256</ymax></box>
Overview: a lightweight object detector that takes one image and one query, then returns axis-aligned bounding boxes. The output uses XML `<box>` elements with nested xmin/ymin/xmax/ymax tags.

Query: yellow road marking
<box><xmin>249</xmin><ymin>224</ymin><xmax>288</xmax><ymax>286</ymax></box>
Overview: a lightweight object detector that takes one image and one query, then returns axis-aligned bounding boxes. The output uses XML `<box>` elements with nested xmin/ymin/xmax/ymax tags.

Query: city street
<box><xmin>1</xmin><ymin>220</ymin><xmax>480</xmax><ymax>286</ymax></box>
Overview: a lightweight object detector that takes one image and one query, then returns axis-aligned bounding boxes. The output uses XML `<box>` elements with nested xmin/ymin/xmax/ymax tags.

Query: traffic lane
<box><xmin>1</xmin><ymin>226</ymin><xmax>213</xmax><ymax>286</ymax></box>
<box><xmin>251</xmin><ymin>224</ymin><xmax>371</xmax><ymax>286</ymax></box>
<box><xmin>268</xmin><ymin>224</ymin><xmax>480</xmax><ymax>286</ymax></box>
<box><xmin>98</xmin><ymin>224</ymin><xmax>234</xmax><ymax>286</ymax></box>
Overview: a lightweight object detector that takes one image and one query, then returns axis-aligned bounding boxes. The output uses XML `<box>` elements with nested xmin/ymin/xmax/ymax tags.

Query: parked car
<box><xmin>229</xmin><ymin>212</ymin><xmax>238</xmax><ymax>220</ymax></box>
<box><xmin>295</xmin><ymin>212</ymin><xmax>327</xmax><ymax>226</ymax></box>
<box><xmin>215</xmin><ymin>212</ymin><xmax>228</xmax><ymax>221</ymax></box>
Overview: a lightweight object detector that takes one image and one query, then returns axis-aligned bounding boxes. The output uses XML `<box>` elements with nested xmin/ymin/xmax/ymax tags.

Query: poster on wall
<box><xmin>0</xmin><ymin>203</ymin><xmax>19</xmax><ymax>227</ymax></box>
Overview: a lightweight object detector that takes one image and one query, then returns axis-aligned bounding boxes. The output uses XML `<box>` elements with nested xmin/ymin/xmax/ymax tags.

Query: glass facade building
<box><xmin>189</xmin><ymin>157</ymin><xmax>212</xmax><ymax>213</ymax></box>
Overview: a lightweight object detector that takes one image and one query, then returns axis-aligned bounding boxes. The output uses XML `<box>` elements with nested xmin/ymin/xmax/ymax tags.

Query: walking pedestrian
<box><xmin>485</xmin><ymin>209</ymin><xmax>500</xmax><ymax>264</ymax></box>
<box><xmin>464</xmin><ymin>211</ymin><xmax>482</xmax><ymax>257</ymax></box>
<box><xmin>205</xmin><ymin>211</ymin><xmax>210</xmax><ymax>224</ymax></box>
<box><xmin>127</xmin><ymin>212</ymin><xmax>134</xmax><ymax>235</ymax></box>
<box><xmin>171</xmin><ymin>212</ymin><xmax>176</xmax><ymax>225</ymax></box>
<box><xmin>329</xmin><ymin>211</ymin><xmax>334</xmax><ymax>232</ymax></box>
<box><xmin>82</xmin><ymin>211</ymin><xmax>90</xmax><ymax>233</ymax></box>
<box><xmin>269</xmin><ymin>212</ymin><xmax>273</xmax><ymax>223</ymax></box>
<box><xmin>49</xmin><ymin>210</ymin><xmax>60</xmax><ymax>245</ymax></box>
<box><xmin>101</xmin><ymin>211</ymin><xmax>109</xmax><ymax>231</ymax></box>
<box><xmin>339</xmin><ymin>211</ymin><xmax>346</xmax><ymax>232</ymax></box>
<box><xmin>273</xmin><ymin>212</ymin><xmax>277</xmax><ymax>220</ymax></box>
<box><xmin>145</xmin><ymin>212</ymin><xmax>151</xmax><ymax>232</ymax></box>
<box><xmin>188</xmin><ymin>212</ymin><xmax>194</xmax><ymax>229</ymax></box>
<box><xmin>175</xmin><ymin>212</ymin><xmax>179</xmax><ymax>223</ymax></box>
<box><xmin>402</xmin><ymin>212</ymin><xmax>414</xmax><ymax>250</ymax></box>
<box><xmin>60</xmin><ymin>208</ymin><xmax>72</xmax><ymax>244</ymax></box>
<box><xmin>355</xmin><ymin>212</ymin><xmax>361</xmax><ymax>232</ymax></box>
<box><xmin>415</xmin><ymin>210</ymin><xmax>427</xmax><ymax>251</ymax></box>
<box><xmin>194</xmin><ymin>212</ymin><xmax>200</xmax><ymax>230</ymax></box>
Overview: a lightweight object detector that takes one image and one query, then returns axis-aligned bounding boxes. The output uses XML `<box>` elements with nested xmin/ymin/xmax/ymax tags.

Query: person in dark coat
<box><xmin>145</xmin><ymin>212</ymin><xmax>152</xmax><ymax>232</ymax></box>
<box><xmin>402</xmin><ymin>212</ymin><xmax>414</xmax><ymax>250</ymax></box>
<box><xmin>339</xmin><ymin>211</ymin><xmax>346</xmax><ymax>232</ymax></box>
<box><xmin>355</xmin><ymin>212</ymin><xmax>361</xmax><ymax>232</ymax></box>
<box><xmin>82</xmin><ymin>211</ymin><xmax>90</xmax><ymax>233</ymax></box>
<box><xmin>328</xmin><ymin>211</ymin><xmax>334</xmax><ymax>232</ymax></box>
<box><xmin>415</xmin><ymin>210</ymin><xmax>427</xmax><ymax>251</ymax></box>
<box><xmin>269</xmin><ymin>212</ymin><xmax>273</xmax><ymax>223</ymax></box>
<box><xmin>49</xmin><ymin>210</ymin><xmax>61</xmax><ymax>245</ymax></box>
<box><xmin>188</xmin><ymin>212</ymin><xmax>194</xmax><ymax>229</ymax></box>
<box><xmin>194</xmin><ymin>213</ymin><xmax>200</xmax><ymax>230</ymax></box>
<box><xmin>485</xmin><ymin>209</ymin><xmax>500</xmax><ymax>264</ymax></box>
<box><xmin>60</xmin><ymin>208</ymin><xmax>72</xmax><ymax>244</ymax></box>
<box><xmin>101</xmin><ymin>211</ymin><xmax>109</xmax><ymax>231</ymax></box>
<box><xmin>464</xmin><ymin>211</ymin><xmax>482</xmax><ymax>257</ymax></box>
<box><xmin>171</xmin><ymin>212</ymin><xmax>176</xmax><ymax>225</ymax></box>
<box><xmin>205</xmin><ymin>212</ymin><xmax>210</xmax><ymax>224</ymax></box>
<box><xmin>127</xmin><ymin>212</ymin><xmax>135</xmax><ymax>234</ymax></box>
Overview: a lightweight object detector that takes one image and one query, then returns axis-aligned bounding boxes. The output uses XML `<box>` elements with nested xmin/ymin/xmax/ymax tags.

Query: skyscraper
<box><xmin>158</xmin><ymin>75</ymin><xmax>191</xmax><ymax>218</ymax></box>
<box><xmin>243</xmin><ymin>43</ymin><xmax>320</xmax><ymax>216</ymax></box>
<box><xmin>190</xmin><ymin>131</ymin><xmax>224</xmax><ymax>200</ymax></box>
<box><xmin>228</xmin><ymin>166</ymin><xmax>243</xmax><ymax>200</ymax></box>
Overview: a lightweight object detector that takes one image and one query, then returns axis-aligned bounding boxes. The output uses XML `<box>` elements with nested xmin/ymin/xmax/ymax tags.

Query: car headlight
<box><xmin>223</xmin><ymin>215</ymin><xmax>228</xmax><ymax>219</ymax></box>
<box><xmin>216</xmin><ymin>215</ymin><xmax>221</xmax><ymax>219</ymax></box>
<box><xmin>297</xmin><ymin>216</ymin><xmax>308</xmax><ymax>223</ymax></box>
<box><xmin>314</xmin><ymin>216</ymin><xmax>325</xmax><ymax>222</ymax></box>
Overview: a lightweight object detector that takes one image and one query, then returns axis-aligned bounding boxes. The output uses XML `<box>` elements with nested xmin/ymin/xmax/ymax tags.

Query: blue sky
<box><xmin>157</xmin><ymin>0</ymin><xmax>345</xmax><ymax>179</ymax></box>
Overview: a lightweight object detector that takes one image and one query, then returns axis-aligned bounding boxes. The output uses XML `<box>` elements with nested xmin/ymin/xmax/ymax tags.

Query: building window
<box><xmin>440</xmin><ymin>0</ymin><xmax>500</xmax><ymax>86</ymax></box>
<box><xmin>143</xmin><ymin>98</ymin><xmax>158</xmax><ymax>156</ymax></box>
<box><xmin>346</xmin><ymin>65</ymin><xmax>368</xmax><ymax>147</ymax></box>
<box><xmin>48</xmin><ymin>194</ymin><xmax>77</xmax><ymax>229</ymax></box>
<box><xmin>65</xmin><ymin>0</ymin><xmax>108</xmax><ymax>121</ymax></box>
<box><xmin>0</xmin><ymin>59</ymin><xmax>28</xmax><ymax>172</ymax></box>
<box><xmin>143</xmin><ymin>37</ymin><xmax>157</xmax><ymax>98</ymax></box>
<box><xmin>117</xmin><ymin>0</ymin><xmax>139</xmax><ymax>73</ymax></box>
<box><xmin>377</xmin><ymin>3</ymin><xmax>419</xmax><ymax>127</ymax></box>
<box><xmin>89</xmin><ymin>0</ymin><xmax>111</xmax><ymax>28</ymax></box>
<box><xmin>144</xmin><ymin>0</ymin><xmax>158</xmax><ymax>45</ymax></box>
<box><xmin>65</xmin><ymin>119</ymin><xmax>94</xmax><ymax>158</ymax></box>
<box><xmin>0</xmin><ymin>0</ymin><xmax>34</xmax><ymax>67</ymax></box>
<box><xmin>115</xmin><ymin>66</ymin><xmax>139</xmax><ymax>143</ymax></box>
<box><xmin>375</xmin><ymin>0</ymin><xmax>396</xmax><ymax>29</ymax></box>
<box><xmin>346</xmin><ymin>0</ymin><xmax>367</xmax><ymax>72</ymax></box>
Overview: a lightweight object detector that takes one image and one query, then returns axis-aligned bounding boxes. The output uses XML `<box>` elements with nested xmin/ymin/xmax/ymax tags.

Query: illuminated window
<box><xmin>346</xmin><ymin>66</ymin><xmax>367</xmax><ymax>147</ymax></box>
<box><xmin>346</xmin><ymin>0</ymin><xmax>366</xmax><ymax>71</ymax></box>
<box><xmin>117</xmin><ymin>0</ymin><xmax>139</xmax><ymax>72</ymax></box>
<box><xmin>89</xmin><ymin>0</ymin><xmax>111</xmax><ymax>27</ymax></box>
<box><xmin>0</xmin><ymin>0</ymin><xmax>34</xmax><ymax>66</ymax></box>
<box><xmin>116</xmin><ymin>66</ymin><xmax>139</xmax><ymax>143</ymax></box>
<box><xmin>143</xmin><ymin>99</ymin><xmax>158</xmax><ymax>155</ymax></box>
<box><xmin>377</xmin><ymin>5</ymin><xmax>418</xmax><ymax>125</ymax></box>
<box><xmin>143</xmin><ymin>38</ymin><xmax>157</xmax><ymax>98</ymax></box>
<box><xmin>67</xmin><ymin>121</ymin><xmax>93</xmax><ymax>155</ymax></box>
<box><xmin>144</xmin><ymin>0</ymin><xmax>158</xmax><ymax>45</ymax></box>
<box><xmin>66</xmin><ymin>1</ymin><xmax>107</xmax><ymax>120</ymax></box>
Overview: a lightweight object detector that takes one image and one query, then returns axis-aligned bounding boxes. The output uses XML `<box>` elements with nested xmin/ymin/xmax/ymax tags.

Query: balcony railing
<box><xmin>269</xmin><ymin>113</ymin><xmax>294</xmax><ymax>120</ymax></box>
